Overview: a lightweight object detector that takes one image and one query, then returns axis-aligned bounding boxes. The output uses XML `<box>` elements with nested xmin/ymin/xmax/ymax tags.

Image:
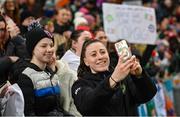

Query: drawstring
<box><xmin>46</xmin><ymin>67</ymin><xmax>63</xmax><ymax>114</ymax></box>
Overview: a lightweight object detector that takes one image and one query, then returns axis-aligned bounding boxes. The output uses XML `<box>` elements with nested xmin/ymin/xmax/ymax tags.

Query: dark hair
<box><xmin>93</xmin><ymin>28</ymin><xmax>104</xmax><ymax>37</ymax></box>
<box><xmin>77</xmin><ymin>39</ymin><xmax>103</xmax><ymax>77</ymax></box>
<box><xmin>3</xmin><ymin>0</ymin><xmax>20</xmax><ymax>25</ymax></box>
<box><xmin>66</xmin><ymin>30</ymin><xmax>84</xmax><ymax>50</ymax></box>
<box><xmin>0</xmin><ymin>14</ymin><xmax>7</xmax><ymax>25</ymax></box>
<box><xmin>55</xmin><ymin>7</ymin><xmax>70</xmax><ymax>15</ymax></box>
<box><xmin>0</xmin><ymin>14</ymin><xmax>7</xmax><ymax>32</ymax></box>
<box><xmin>0</xmin><ymin>14</ymin><xmax>7</xmax><ymax>50</ymax></box>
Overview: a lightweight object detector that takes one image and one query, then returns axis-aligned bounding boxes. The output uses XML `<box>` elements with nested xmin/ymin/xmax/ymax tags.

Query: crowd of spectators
<box><xmin>0</xmin><ymin>0</ymin><xmax>180</xmax><ymax>116</ymax></box>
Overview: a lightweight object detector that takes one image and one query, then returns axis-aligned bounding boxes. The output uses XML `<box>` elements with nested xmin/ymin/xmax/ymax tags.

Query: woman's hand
<box><xmin>130</xmin><ymin>57</ymin><xmax>142</xmax><ymax>77</ymax></box>
<box><xmin>111</xmin><ymin>55</ymin><xmax>135</xmax><ymax>82</ymax></box>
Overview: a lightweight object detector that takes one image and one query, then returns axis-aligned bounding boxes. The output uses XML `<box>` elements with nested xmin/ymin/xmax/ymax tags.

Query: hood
<box><xmin>80</xmin><ymin>67</ymin><xmax>114</xmax><ymax>82</ymax></box>
<box><xmin>10</xmin><ymin>58</ymin><xmax>31</xmax><ymax>83</ymax></box>
<box><xmin>56</xmin><ymin>59</ymin><xmax>78</xmax><ymax>80</ymax></box>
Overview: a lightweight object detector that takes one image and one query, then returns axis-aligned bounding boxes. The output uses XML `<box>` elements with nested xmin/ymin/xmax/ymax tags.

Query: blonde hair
<box><xmin>53</xmin><ymin>33</ymin><xmax>67</xmax><ymax>51</ymax></box>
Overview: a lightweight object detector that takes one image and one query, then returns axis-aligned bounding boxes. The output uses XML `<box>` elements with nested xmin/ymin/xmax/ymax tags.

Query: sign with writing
<box><xmin>103</xmin><ymin>3</ymin><xmax>157</xmax><ymax>44</ymax></box>
<box><xmin>123</xmin><ymin>0</ymin><xmax>142</xmax><ymax>6</ymax></box>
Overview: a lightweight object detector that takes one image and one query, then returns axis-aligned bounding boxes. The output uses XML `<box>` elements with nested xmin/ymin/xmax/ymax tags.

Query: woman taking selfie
<box><xmin>72</xmin><ymin>40</ymin><xmax>157</xmax><ymax>116</ymax></box>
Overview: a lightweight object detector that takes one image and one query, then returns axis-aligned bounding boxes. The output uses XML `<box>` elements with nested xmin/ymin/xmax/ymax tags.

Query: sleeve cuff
<box><xmin>103</xmin><ymin>76</ymin><xmax>119</xmax><ymax>92</ymax></box>
<box><xmin>131</xmin><ymin>69</ymin><xmax>148</xmax><ymax>81</ymax></box>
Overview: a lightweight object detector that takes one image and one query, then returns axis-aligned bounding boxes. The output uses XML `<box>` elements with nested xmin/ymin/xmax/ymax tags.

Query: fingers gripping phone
<box><xmin>114</xmin><ymin>40</ymin><xmax>132</xmax><ymax>62</ymax></box>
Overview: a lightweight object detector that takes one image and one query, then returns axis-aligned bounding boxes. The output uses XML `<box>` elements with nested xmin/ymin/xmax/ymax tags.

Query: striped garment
<box><xmin>22</xmin><ymin>67</ymin><xmax>60</xmax><ymax>97</ymax></box>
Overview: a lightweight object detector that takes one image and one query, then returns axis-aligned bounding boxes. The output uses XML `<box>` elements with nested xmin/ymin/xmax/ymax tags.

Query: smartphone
<box><xmin>114</xmin><ymin>40</ymin><xmax>132</xmax><ymax>62</ymax></box>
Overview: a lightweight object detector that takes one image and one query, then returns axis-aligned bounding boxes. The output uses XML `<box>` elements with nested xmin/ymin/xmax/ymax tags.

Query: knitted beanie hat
<box><xmin>25</xmin><ymin>21</ymin><xmax>53</xmax><ymax>56</ymax></box>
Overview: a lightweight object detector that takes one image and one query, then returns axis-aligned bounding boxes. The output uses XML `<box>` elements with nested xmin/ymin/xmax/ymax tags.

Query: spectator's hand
<box><xmin>154</xmin><ymin>59</ymin><xmax>161</xmax><ymax>67</ymax></box>
<box><xmin>22</xmin><ymin>17</ymin><xmax>35</xmax><ymax>27</ymax></box>
<box><xmin>130</xmin><ymin>57</ymin><xmax>142</xmax><ymax>77</ymax></box>
<box><xmin>63</xmin><ymin>31</ymin><xmax>72</xmax><ymax>39</ymax></box>
<box><xmin>111</xmin><ymin>54</ymin><xmax>135</xmax><ymax>82</ymax></box>
<box><xmin>7</xmin><ymin>25</ymin><xmax>20</xmax><ymax>38</ymax></box>
<box><xmin>0</xmin><ymin>81</ymin><xmax>11</xmax><ymax>98</ymax></box>
<box><xmin>5</xmin><ymin>17</ymin><xmax>20</xmax><ymax>38</ymax></box>
<box><xmin>0</xmin><ymin>85</ymin><xmax>8</xmax><ymax>98</ymax></box>
<box><xmin>9</xmin><ymin>56</ymin><xmax>19</xmax><ymax>63</ymax></box>
<box><xmin>47</xmin><ymin>51</ymin><xmax>57</xmax><ymax>72</ymax></box>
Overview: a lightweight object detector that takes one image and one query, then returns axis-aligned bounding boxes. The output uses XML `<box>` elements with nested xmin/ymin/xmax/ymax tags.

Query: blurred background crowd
<box><xmin>0</xmin><ymin>0</ymin><xmax>180</xmax><ymax>116</ymax></box>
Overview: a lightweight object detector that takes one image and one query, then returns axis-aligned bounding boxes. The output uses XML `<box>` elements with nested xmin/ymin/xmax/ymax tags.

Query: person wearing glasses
<box><xmin>0</xmin><ymin>14</ymin><xmax>27</xmax><ymax>85</ymax></box>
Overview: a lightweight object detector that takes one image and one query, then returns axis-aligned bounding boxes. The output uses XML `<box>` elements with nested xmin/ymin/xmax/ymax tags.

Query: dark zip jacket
<box><xmin>17</xmin><ymin>62</ymin><xmax>68</xmax><ymax>116</ymax></box>
<box><xmin>72</xmin><ymin>68</ymin><xmax>157</xmax><ymax>116</ymax></box>
<box><xmin>0</xmin><ymin>35</ymin><xmax>28</xmax><ymax>85</ymax></box>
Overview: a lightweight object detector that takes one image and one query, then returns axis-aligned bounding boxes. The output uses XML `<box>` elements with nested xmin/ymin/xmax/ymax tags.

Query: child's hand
<box><xmin>47</xmin><ymin>52</ymin><xmax>57</xmax><ymax>72</ymax></box>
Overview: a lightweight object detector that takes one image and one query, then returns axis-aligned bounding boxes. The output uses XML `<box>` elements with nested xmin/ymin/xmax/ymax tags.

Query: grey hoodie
<box><xmin>56</xmin><ymin>60</ymin><xmax>81</xmax><ymax>116</ymax></box>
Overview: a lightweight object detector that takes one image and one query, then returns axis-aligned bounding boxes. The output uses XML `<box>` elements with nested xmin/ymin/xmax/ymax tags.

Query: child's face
<box><xmin>32</xmin><ymin>38</ymin><xmax>54</xmax><ymax>64</ymax></box>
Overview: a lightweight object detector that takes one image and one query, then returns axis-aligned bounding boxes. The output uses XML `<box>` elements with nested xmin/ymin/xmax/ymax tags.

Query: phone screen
<box><xmin>114</xmin><ymin>40</ymin><xmax>132</xmax><ymax>61</ymax></box>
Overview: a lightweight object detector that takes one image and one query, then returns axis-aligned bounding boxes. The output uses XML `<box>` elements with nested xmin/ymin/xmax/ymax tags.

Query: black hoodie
<box><xmin>72</xmin><ymin>68</ymin><xmax>157</xmax><ymax>116</ymax></box>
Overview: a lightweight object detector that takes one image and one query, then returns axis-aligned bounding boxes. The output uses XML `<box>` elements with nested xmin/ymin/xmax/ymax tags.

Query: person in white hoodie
<box><xmin>61</xmin><ymin>30</ymin><xmax>92</xmax><ymax>73</ymax></box>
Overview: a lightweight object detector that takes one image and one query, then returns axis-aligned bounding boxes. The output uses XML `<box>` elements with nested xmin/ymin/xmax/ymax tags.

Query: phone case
<box><xmin>114</xmin><ymin>40</ymin><xmax>132</xmax><ymax>61</ymax></box>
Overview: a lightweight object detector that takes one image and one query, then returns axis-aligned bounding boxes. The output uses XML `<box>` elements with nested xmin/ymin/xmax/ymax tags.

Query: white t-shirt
<box><xmin>61</xmin><ymin>50</ymin><xmax>80</xmax><ymax>73</ymax></box>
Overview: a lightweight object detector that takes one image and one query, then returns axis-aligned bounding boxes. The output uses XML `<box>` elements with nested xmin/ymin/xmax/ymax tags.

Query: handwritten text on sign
<box><xmin>103</xmin><ymin>3</ymin><xmax>157</xmax><ymax>44</ymax></box>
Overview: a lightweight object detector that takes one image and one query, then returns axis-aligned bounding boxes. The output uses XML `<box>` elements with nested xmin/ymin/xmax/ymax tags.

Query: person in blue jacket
<box><xmin>16</xmin><ymin>22</ymin><xmax>69</xmax><ymax>116</ymax></box>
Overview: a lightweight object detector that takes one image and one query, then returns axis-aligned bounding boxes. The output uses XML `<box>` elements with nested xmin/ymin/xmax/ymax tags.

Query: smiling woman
<box><xmin>82</xmin><ymin>40</ymin><xmax>109</xmax><ymax>74</ymax></box>
<box><xmin>72</xmin><ymin>39</ymin><xmax>157</xmax><ymax>116</ymax></box>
